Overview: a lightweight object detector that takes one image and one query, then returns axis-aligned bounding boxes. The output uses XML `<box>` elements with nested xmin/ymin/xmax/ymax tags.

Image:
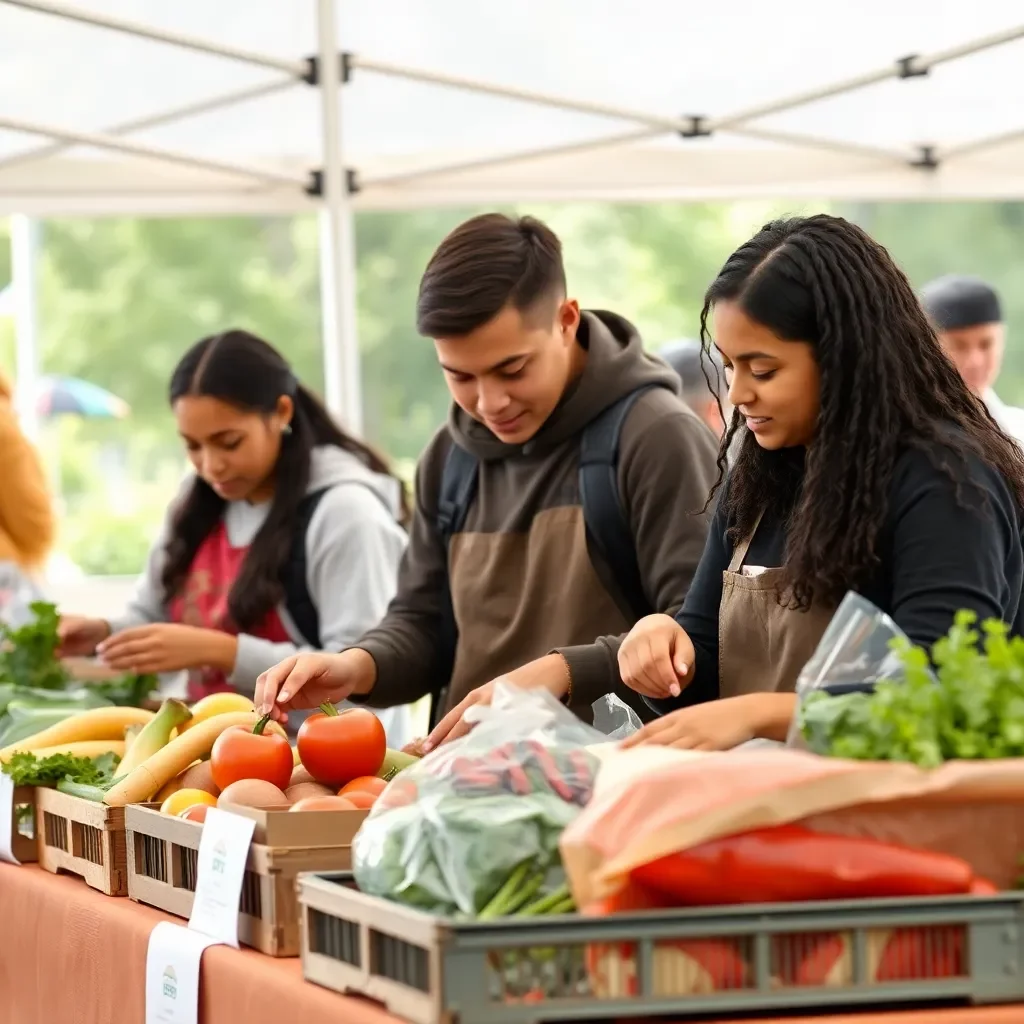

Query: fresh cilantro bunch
<box><xmin>799</xmin><ymin>610</ymin><xmax>1024</xmax><ymax>767</ymax></box>
<box><xmin>0</xmin><ymin>602</ymin><xmax>70</xmax><ymax>690</ymax></box>
<box><xmin>0</xmin><ymin>601</ymin><xmax>156</xmax><ymax>707</ymax></box>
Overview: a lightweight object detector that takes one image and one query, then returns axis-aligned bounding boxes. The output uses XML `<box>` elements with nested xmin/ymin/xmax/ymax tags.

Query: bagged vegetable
<box><xmin>352</xmin><ymin>683</ymin><xmax>638</xmax><ymax>917</ymax></box>
<box><xmin>794</xmin><ymin>603</ymin><xmax>1024</xmax><ymax>766</ymax></box>
<box><xmin>560</xmin><ymin>741</ymin><xmax>1024</xmax><ymax>903</ymax></box>
<box><xmin>787</xmin><ymin>592</ymin><xmax>919</xmax><ymax>750</ymax></box>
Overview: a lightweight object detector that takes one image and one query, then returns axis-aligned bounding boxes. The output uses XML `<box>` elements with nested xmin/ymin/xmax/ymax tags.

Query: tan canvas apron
<box><xmin>718</xmin><ymin>514</ymin><xmax>836</xmax><ymax>697</ymax></box>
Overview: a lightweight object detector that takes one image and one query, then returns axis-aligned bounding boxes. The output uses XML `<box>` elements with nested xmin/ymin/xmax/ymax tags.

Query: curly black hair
<box><xmin>700</xmin><ymin>214</ymin><xmax>1024</xmax><ymax>611</ymax></box>
<box><xmin>162</xmin><ymin>329</ymin><xmax>408</xmax><ymax>631</ymax></box>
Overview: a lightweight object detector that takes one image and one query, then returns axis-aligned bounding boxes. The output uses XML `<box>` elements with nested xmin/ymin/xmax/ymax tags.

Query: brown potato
<box><xmin>289</xmin><ymin>764</ymin><xmax>317</xmax><ymax>788</ymax></box>
<box><xmin>177</xmin><ymin>760</ymin><xmax>219</xmax><ymax>797</ymax></box>
<box><xmin>285</xmin><ymin>781</ymin><xmax>334</xmax><ymax>803</ymax></box>
<box><xmin>216</xmin><ymin>779</ymin><xmax>290</xmax><ymax>810</ymax></box>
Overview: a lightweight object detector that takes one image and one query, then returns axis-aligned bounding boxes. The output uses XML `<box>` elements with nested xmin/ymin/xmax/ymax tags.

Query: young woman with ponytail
<box><xmin>58</xmin><ymin>330</ymin><xmax>411</xmax><ymax>738</ymax></box>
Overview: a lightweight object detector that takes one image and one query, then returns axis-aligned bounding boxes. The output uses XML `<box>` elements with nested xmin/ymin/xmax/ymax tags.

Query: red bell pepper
<box><xmin>631</xmin><ymin>824</ymin><xmax>975</xmax><ymax>906</ymax></box>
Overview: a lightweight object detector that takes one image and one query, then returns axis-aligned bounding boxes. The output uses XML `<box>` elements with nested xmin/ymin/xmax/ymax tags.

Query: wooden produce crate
<box><xmin>126</xmin><ymin>802</ymin><xmax>368</xmax><ymax>957</ymax></box>
<box><xmin>10</xmin><ymin>785</ymin><xmax>38</xmax><ymax>864</ymax></box>
<box><xmin>35</xmin><ymin>787</ymin><xmax>127</xmax><ymax>895</ymax></box>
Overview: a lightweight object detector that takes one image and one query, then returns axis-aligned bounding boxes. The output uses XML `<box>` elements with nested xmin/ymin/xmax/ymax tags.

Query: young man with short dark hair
<box><xmin>255</xmin><ymin>213</ymin><xmax>719</xmax><ymax>733</ymax></box>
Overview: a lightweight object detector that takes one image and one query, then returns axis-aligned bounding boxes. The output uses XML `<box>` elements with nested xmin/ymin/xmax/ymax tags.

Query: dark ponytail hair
<box><xmin>161</xmin><ymin>329</ymin><xmax>407</xmax><ymax>631</ymax></box>
<box><xmin>701</xmin><ymin>214</ymin><xmax>1024</xmax><ymax>611</ymax></box>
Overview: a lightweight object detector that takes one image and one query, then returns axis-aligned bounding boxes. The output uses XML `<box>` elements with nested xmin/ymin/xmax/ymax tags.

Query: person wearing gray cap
<box><xmin>658</xmin><ymin>338</ymin><xmax>731</xmax><ymax>439</ymax></box>
<box><xmin>920</xmin><ymin>275</ymin><xmax>1024</xmax><ymax>445</ymax></box>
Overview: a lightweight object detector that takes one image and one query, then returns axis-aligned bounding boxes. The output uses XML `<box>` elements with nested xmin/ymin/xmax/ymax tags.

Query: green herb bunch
<box><xmin>0</xmin><ymin>601</ymin><xmax>155</xmax><ymax>707</ymax></box>
<box><xmin>0</xmin><ymin>602</ymin><xmax>69</xmax><ymax>690</ymax></box>
<box><xmin>799</xmin><ymin>610</ymin><xmax>1024</xmax><ymax>767</ymax></box>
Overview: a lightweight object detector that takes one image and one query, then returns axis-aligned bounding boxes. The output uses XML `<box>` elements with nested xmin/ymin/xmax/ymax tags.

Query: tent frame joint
<box><xmin>911</xmin><ymin>144</ymin><xmax>940</xmax><ymax>170</ymax></box>
<box><xmin>678</xmin><ymin>115</ymin><xmax>712</xmax><ymax>139</ymax></box>
<box><xmin>306</xmin><ymin>168</ymin><xmax>360</xmax><ymax>197</ymax></box>
<box><xmin>302</xmin><ymin>51</ymin><xmax>352</xmax><ymax>87</ymax></box>
<box><xmin>896</xmin><ymin>54</ymin><xmax>929</xmax><ymax>79</ymax></box>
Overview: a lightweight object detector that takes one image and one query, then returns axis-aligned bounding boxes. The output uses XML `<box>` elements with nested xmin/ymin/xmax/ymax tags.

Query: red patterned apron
<box><xmin>168</xmin><ymin>521</ymin><xmax>293</xmax><ymax>701</ymax></box>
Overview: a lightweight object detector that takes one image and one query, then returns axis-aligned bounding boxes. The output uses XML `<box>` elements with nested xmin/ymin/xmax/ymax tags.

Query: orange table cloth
<box><xmin>1</xmin><ymin>862</ymin><xmax>1022</xmax><ymax>1024</ymax></box>
<box><xmin>0</xmin><ymin>863</ymin><xmax>397</xmax><ymax>1024</ymax></box>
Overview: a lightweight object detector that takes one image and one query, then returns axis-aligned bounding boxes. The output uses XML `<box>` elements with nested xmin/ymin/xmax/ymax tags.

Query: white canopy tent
<box><xmin>1</xmin><ymin>0</ymin><xmax>1023</xmax><ymax>431</ymax></box>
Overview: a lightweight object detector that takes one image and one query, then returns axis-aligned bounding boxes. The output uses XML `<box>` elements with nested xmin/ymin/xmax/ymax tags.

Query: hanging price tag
<box><xmin>145</xmin><ymin>921</ymin><xmax>218</xmax><ymax>1024</ymax></box>
<box><xmin>188</xmin><ymin>806</ymin><xmax>255</xmax><ymax>946</ymax></box>
<box><xmin>0</xmin><ymin>772</ymin><xmax>20</xmax><ymax>865</ymax></box>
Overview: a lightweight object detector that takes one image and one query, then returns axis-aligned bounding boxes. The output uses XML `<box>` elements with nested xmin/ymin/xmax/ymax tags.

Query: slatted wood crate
<box><xmin>10</xmin><ymin>785</ymin><xmax>38</xmax><ymax>864</ymax></box>
<box><xmin>35</xmin><ymin>787</ymin><xmax>127</xmax><ymax>895</ymax></box>
<box><xmin>126</xmin><ymin>802</ymin><xmax>367</xmax><ymax>956</ymax></box>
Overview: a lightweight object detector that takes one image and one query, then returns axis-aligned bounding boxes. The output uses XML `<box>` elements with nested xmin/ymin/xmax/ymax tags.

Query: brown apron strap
<box><xmin>727</xmin><ymin>509</ymin><xmax>766</xmax><ymax>573</ymax></box>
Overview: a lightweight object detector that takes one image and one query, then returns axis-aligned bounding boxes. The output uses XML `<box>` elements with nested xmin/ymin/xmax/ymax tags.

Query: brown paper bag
<box><xmin>560</xmin><ymin>746</ymin><xmax>1024</xmax><ymax>906</ymax></box>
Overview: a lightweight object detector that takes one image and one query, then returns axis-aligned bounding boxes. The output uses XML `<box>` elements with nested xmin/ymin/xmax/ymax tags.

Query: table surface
<box><xmin>1</xmin><ymin>862</ymin><xmax>1022</xmax><ymax>1024</ymax></box>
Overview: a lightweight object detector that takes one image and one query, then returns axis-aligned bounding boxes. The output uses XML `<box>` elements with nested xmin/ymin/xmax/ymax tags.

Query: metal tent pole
<box><xmin>4</xmin><ymin>0</ymin><xmax>307</xmax><ymax>75</ymax></box>
<box><xmin>315</xmin><ymin>0</ymin><xmax>362</xmax><ymax>432</ymax></box>
<box><xmin>10</xmin><ymin>215</ymin><xmax>40</xmax><ymax>443</ymax></box>
<box><xmin>0</xmin><ymin>114</ymin><xmax>309</xmax><ymax>188</ymax></box>
<box><xmin>0</xmin><ymin>77</ymin><xmax>297</xmax><ymax>173</ymax></box>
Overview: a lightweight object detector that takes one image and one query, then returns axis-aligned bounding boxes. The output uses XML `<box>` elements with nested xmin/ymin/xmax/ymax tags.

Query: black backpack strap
<box><xmin>430</xmin><ymin>442</ymin><xmax>480</xmax><ymax>729</ymax></box>
<box><xmin>578</xmin><ymin>388</ymin><xmax>656</xmax><ymax>622</ymax></box>
<box><xmin>281</xmin><ymin>487</ymin><xmax>331</xmax><ymax>647</ymax></box>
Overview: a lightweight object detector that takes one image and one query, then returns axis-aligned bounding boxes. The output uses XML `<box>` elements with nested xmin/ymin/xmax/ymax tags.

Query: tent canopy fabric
<box><xmin>1</xmin><ymin>0</ymin><xmax>1023</xmax><ymax>216</ymax></box>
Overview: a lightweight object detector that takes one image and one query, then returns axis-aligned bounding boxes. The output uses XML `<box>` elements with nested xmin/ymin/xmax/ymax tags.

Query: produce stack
<box><xmin>1</xmin><ymin>686</ymin><xmax>418</xmax><ymax>906</ymax></box>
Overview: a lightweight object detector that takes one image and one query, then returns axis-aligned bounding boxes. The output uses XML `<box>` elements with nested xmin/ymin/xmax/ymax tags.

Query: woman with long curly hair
<box><xmin>617</xmin><ymin>214</ymin><xmax>1024</xmax><ymax>752</ymax></box>
<box><xmin>57</xmin><ymin>330</ymin><xmax>413</xmax><ymax>740</ymax></box>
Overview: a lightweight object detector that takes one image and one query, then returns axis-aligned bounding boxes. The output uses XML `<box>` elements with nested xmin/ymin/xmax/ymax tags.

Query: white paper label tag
<box><xmin>145</xmin><ymin>921</ymin><xmax>219</xmax><ymax>1024</ymax></box>
<box><xmin>188</xmin><ymin>806</ymin><xmax>255</xmax><ymax>946</ymax></box>
<box><xmin>0</xmin><ymin>773</ymin><xmax>20</xmax><ymax>866</ymax></box>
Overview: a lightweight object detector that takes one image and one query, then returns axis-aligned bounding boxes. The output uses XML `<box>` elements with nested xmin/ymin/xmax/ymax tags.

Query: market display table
<box><xmin>1</xmin><ymin>862</ymin><xmax>1022</xmax><ymax>1024</ymax></box>
<box><xmin>0</xmin><ymin>864</ymin><xmax>397</xmax><ymax>1024</ymax></box>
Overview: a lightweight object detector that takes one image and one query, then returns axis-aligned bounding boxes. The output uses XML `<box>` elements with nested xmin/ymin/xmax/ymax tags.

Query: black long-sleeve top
<box><xmin>653</xmin><ymin>438</ymin><xmax>1024</xmax><ymax>712</ymax></box>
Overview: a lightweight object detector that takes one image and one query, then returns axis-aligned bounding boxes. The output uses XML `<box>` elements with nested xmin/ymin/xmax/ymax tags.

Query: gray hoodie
<box><xmin>108</xmin><ymin>445</ymin><xmax>408</xmax><ymax>693</ymax></box>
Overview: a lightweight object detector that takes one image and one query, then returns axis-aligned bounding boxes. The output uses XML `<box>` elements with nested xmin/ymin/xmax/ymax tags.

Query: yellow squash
<box><xmin>0</xmin><ymin>707</ymin><xmax>153</xmax><ymax>762</ymax></box>
<box><xmin>180</xmin><ymin>692</ymin><xmax>255</xmax><ymax>732</ymax></box>
<box><xmin>104</xmin><ymin>711</ymin><xmax>286</xmax><ymax>806</ymax></box>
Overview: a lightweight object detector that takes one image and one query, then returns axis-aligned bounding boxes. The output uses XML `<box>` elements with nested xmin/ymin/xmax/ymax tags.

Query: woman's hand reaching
<box><xmin>617</xmin><ymin>613</ymin><xmax>695</xmax><ymax>699</ymax></box>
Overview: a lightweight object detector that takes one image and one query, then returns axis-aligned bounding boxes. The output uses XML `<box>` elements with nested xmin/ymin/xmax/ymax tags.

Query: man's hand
<box><xmin>423</xmin><ymin>653</ymin><xmax>571</xmax><ymax>751</ymax></box>
<box><xmin>254</xmin><ymin>648</ymin><xmax>377</xmax><ymax>724</ymax></box>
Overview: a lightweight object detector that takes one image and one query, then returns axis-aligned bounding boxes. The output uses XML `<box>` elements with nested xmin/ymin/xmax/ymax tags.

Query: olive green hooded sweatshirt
<box><xmin>355</xmin><ymin>310</ymin><xmax>720</xmax><ymax>720</ymax></box>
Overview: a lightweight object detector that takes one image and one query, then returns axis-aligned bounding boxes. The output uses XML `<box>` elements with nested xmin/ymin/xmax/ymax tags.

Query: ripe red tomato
<box><xmin>298</xmin><ymin>706</ymin><xmax>386</xmax><ymax>787</ymax></box>
<box><xmin>179</xmin><ymin>804</ymin><xmax>210</xmax><ymax>823</ymax></box>
<box><xmin>339</xmin><ymin>776</ymin><xmax>387</xmax><ymax>798</ymax></box>
<box><xmin>210</xmin><ymin>715</ymin><xmax>293</xmax><ymax>792</ymax></box>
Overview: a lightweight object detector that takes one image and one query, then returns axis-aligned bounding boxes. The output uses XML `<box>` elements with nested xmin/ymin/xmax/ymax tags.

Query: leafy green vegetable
<box><xmin>0</xmin><ymin>601</ymin><xmax>155</xmax><ymax>713</ymax></box>
<box><xmin>0</xmin><ymin>691</ymin><xmax>114</xmax><ymax>747</ymax></box>
<box><xmin>87</xmin><ymin>672</ymin><xmax>157</xmax><ymax>708</ymax></box>
<box><xmin>800</xmin><ymin>610</ymin><xmax>1024</xmax><ymax>766</ymax></box>
<box><xmin>2</xmin><ymin>749</ymin><xmax>120</xmax><ymax>788</ymax></box>
<box><xmin>0</xmin><ymin>602</ymin><xmax>69</xmax><ymax>690</ymax></box>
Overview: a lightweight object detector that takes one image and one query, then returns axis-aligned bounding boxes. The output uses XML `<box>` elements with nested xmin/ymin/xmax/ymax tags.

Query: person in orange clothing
<box><xmin>0</xmin><ymin>369</ymin><xmax>55</xmax><ymax>575</ymax></box>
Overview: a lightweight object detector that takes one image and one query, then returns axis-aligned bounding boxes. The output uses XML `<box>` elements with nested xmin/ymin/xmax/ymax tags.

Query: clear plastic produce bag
<box><xmin>786</xmin><ymin>592</ymin><xmax>933</xmax><ymax>750</ymax></box>
<box><xmin>352</xmin><ymin>683</ymin><xmax>636</xmax><ymax>917</ymax></box>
